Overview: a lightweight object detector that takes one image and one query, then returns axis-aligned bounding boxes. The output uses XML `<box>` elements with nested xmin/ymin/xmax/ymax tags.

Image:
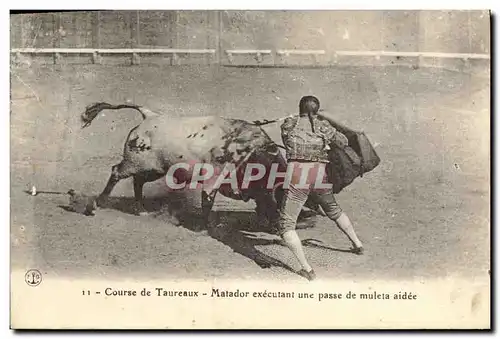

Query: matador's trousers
<box><xmin>275</xmin><ymin>161</ymin><xmax>343</xmax><ymax>236</ymax></box>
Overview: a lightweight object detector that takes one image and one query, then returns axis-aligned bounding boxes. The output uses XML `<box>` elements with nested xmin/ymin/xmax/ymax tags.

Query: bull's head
<box><xmin>207</xmin><ymin>119</ymin><xmax>287</xmax><ymax>219</ymax></box>
<box><xmin>209</xmin><ymin>119</ymin><xmax>321</xmax><ymax>230</ymax></box>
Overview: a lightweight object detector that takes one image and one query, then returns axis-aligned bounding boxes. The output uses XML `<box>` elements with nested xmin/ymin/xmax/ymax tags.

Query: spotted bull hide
<box><xmin>80</xmin><ymin>102</ymin><xmax>319</xmax><ymax>228</ymax></box>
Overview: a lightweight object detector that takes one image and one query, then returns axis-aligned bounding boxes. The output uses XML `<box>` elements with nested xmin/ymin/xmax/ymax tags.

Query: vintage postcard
<box><xmin>10</xmin><ymin>10</ymin><xmax>491</xmax><ymax>329</ymax></box>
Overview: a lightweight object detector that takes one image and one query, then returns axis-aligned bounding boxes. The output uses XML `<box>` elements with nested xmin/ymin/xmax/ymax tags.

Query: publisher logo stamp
<box><xmin>25</xmin><ymin>269</ymin><xmax>42</xmax><ymax>287</ymax></box>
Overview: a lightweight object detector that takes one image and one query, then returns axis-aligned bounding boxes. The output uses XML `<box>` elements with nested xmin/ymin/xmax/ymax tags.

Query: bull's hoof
<box><xmin>351</xmin><ymin>246</ymin><xmax>364</xmax><ymax>255</ymax></box>
<box><xmin>297</xmin><ymin>269</ymin><xmax>316</xmax><ymax>281</ymax></box>
<box><xmin>95</xmin><ymin>197</ymin><xmax>108</xmax><ymax>208</ymax></box>
<box><xmin>133</xmin><ymin>202</ymin><xmax>149</xmax><ymax>216</ymax></box>
<box><xmin>169</xmin><ymin>215</ymin><xmax>181</xmax><ymax>226</ymax></box>
<box><xmin>161</xmin><ymin>213</ymin><xmax>181</xmax><ymax>226</ymax></box>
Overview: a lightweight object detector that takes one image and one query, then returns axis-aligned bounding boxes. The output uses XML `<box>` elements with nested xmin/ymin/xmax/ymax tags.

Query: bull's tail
<box><xmin>81</xmin><ymin>102</ymin><xmax>159</xmax><ymax>128</ymax></box>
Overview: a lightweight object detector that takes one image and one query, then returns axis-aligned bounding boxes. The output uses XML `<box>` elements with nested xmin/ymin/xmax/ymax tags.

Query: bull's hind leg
<box><xmin>96</xmin><ymin>161</ymin><xmax>135</xmax><ymax>208</ymax></box>
<box><xmin>133</xmin><ymin>172</ymin><xmax>164</xmax><ymax>216</ymax></box>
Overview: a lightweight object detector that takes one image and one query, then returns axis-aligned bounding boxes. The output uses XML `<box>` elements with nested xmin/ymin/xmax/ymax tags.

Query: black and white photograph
<box><xmin>9</xmin><ymin>9</ymin><xmax>491</xmax><ymax>329</ymax></box>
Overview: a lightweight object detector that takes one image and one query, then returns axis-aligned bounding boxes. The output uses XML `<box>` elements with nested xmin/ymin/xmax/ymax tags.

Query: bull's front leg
<box><xmin>201</xmin><ymin>189</ymin><xmax>217</xmax><ymax>225</ymax></box>
<box><xmin>133</xmin><ymin>175</ymin><xmax>149</xmax><ymax>216</ymax></box>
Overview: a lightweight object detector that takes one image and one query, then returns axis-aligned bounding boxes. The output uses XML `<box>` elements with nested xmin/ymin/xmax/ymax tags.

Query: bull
<box><xmin>80</xmin><ymin>102</ymin><xmax>321</xmax><ymax>229</ymax></box>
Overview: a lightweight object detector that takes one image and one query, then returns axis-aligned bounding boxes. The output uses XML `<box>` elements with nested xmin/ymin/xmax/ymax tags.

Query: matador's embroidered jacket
<box><xmin>280</xmin><ymin>114</ymin><xmax>348</xmax><ymax>163</ymax></box>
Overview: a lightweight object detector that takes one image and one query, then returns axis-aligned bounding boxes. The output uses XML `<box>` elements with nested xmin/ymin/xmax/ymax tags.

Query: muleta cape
<box><xmin>316</xmin><ymin>112</ymin><xmax>381</xmax><ymax>194</ymax></box>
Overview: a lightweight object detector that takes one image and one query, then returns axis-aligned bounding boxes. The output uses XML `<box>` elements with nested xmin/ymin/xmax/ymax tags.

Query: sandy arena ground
<box><xmin>10</xmin><ymin>64</ymin><xmax>490</xmax><ymax>282</ymax></box>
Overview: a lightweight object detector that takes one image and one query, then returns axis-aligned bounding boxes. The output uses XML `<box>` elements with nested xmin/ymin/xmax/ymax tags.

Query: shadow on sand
<box><xmin>203</xmin><ymin>211</ymin><xmax>295</xmax><ymax>272</ymax></box>
<box><xmin>57</xmin><ymin>193</ymin><xmax>351</xmax><ymax>277</ymax></box>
